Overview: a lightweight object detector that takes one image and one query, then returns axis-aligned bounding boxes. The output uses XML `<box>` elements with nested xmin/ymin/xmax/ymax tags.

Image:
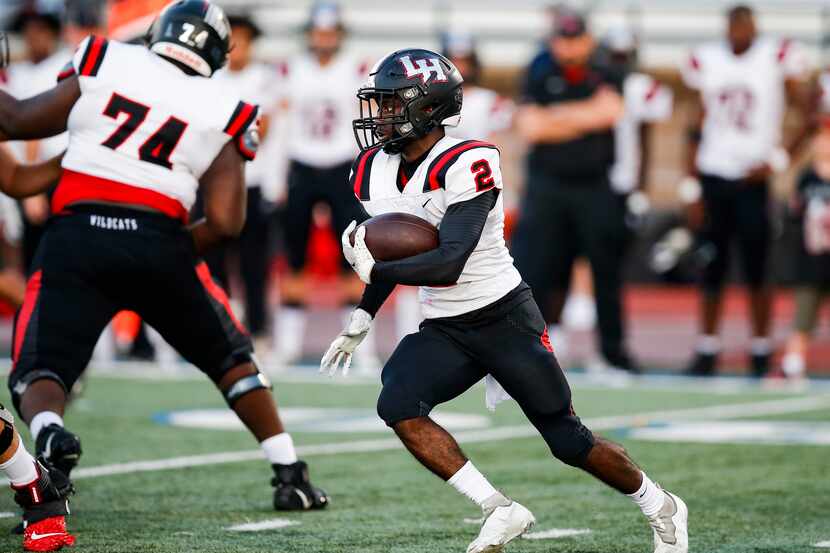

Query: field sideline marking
<box><xmin>814</xmin><ymin>541</ymin><xmax>830</xmax><ymax>548</ymax></box>
<box><xmin>4</xmin><ymin>395</ymin><xmax>829</xmax><ymax>484</ymax></box>
<box><xmin>226</xmin><ymin>519</ymin><xmax>299</xmax><ymax>532</ymax></box>
<box><xmin>524</xmin><ymin>528</ymin><xmax>592</xmax><ymax>540</ymax></box>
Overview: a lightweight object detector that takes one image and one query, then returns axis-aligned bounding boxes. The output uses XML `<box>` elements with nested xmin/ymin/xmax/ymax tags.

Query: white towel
<box><xmin>485</xmin><ymin>374</ymin><xmax>513</xmax><ymax>411</ymax></box>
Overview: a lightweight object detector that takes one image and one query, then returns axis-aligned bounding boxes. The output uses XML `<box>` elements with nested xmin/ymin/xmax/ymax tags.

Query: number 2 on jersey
<box><xmin>101</xmin><ymin>93</ymin><xmax>188</xmax><ymax>169</ymax></box>
<box><xmin>470</xmin><ymin>159</ymin><xmax>495</xmax><ymax>192</ymax></box>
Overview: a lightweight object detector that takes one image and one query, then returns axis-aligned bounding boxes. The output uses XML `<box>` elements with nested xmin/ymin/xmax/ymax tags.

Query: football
<box><xmin>350</xmin><ymin>212</ymin><xmax>439</xmax><ymax>261</ymax></box>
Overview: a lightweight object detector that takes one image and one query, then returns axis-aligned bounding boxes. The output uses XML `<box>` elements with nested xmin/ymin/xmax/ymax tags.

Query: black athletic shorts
<box><xmin>377</xmin><ymin>283</ymin><xmax>595</xmax><ymax>464</ymax></box>
<box><xmin>283</xmin><ymin>159</ymin><xmax>363</xmax><ymax>272</ymax></box>
<box><xmin>699</xmin><ymin>173</ymin><xmax>771</xmax><ymax>293</ymax></box>
<box><xmin>8</xmin><ymin>204</ymin><xmax>253</xmax><ymax>407</ymax></box>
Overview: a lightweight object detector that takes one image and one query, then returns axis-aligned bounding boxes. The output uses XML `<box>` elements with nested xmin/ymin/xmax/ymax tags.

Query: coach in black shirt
<box><xmin>512</xmin><ymin>9</ymin><xmax>635</xmax><ymax>371</ymax></box>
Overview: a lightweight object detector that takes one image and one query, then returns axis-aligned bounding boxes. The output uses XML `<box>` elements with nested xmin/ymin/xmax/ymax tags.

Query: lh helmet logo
<box><xmin>399</xmin><ymin>55</ymin><xmax>447</xmax><ymax>84</ymax></box>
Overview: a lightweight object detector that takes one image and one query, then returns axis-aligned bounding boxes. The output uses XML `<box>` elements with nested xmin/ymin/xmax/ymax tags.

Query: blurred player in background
<box><xmin>776</xmin><ymin>129</ymin><xmax>830</xmax><ymax>382</ymax></box>
<box><xmin>512</xmin><ymin>8</ymin><xmax>636</xmax><ymax>372</ymax></box>
<box><xmin>0</xmin><ymin>30</ymin><xmax>74</xmax><ymax>553</ymax></box>
<box><xmin>273</xmin><ymin>2</ymin><xmax>378</xmax><ymax>368</ymax></box>
<box><xmin>442</xmin><ymin>31</ymin><xmax>514</xmax><ymax>142</ymax></box>
<box><xmin>681</xmin><ymin>4</ymin><xmax>809</xmax><ymax>376</ymax></box>
<box><xmin>0</xmin><ymin>0</ymin><xmax>327</xmax><ymax>515</ymax></box>
<box><xmin>3</xmin><ymin>4</ymin><xmax>69</xmax><ymax>274</ymax></box>
<box><xmin>323</xmin><ymin>48</ymin><xmax>688</xmax><ymax>553</ymax></box>
<box><xmin>604</xmin><ymin>25</ymin><xmax>672</xmax><ymax>225</ymax></box>
<box><xmin>206</xmin><ymin>13</ymin><xmax>280</xmax><ymax>345</ymax></box>
<box><xmin>556</xmin><ymin>24</ymin><xmax>674</xmax><ymax>367</ymax></box>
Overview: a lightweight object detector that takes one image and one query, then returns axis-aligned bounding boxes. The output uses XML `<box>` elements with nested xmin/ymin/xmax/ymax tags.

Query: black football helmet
<box><xmin>354</xmin><ymin>48</ymin><xmax>463</xmax><ymax>154</ymax></box>
<box><xmin>146</xmin><ymin>0</ymin><xmax>231</xmax><ymax>77</ymax></box>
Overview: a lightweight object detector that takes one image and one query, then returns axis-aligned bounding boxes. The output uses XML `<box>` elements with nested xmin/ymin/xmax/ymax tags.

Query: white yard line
<box><xmin>4</xmin><ymin>395</ymin><xmax>829</xmax><ymax>484</ymax></box>
<box><xmin>225</xmin><ymin>518</ymin><xmax>300</xmax><ymax>532</ymax></box>
<box><xmin>814</xmin><ymin>541</ymin><xmax>830</xmax><ymax>548</ymax></box>
<box><xmin>523</xmin><ymin>528</ymin><xmax>592</xmax><ymax>540</ymax></box>
<box><xmin>0</xmin><ymin>512</ymin><xmax>17</xmax><ymax>519</ymax></box>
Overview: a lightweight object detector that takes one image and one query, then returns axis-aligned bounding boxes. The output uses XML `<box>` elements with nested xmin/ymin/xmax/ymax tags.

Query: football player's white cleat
<box><xmin>466</xmin><ymin>492</ymin><xmax>535</xmax><ymax>553</ymax></box>
<box><xmin>648</xmin><ymin>490</ymin><xmax>688</xmax><ymax>553</ymax></box>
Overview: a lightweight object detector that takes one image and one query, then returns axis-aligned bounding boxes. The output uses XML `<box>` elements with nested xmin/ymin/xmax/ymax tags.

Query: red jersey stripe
<box><xmin>427</xmin><ymin>140</ymin><xmax>493</xmax><ymax>191</ymax></box>
<box><xmin>81</xmin><ymin>37</ymin><xmax>105</xmax><ymax>76</ymax></box>
<box><xmin>13</xmin><ymin>270</ymin><xmax>43</xmax><ymax>366</ymax></box>
<box><xmin>52</xmin><ymin>169</ymin><xmax>188</xmax><ymax>222</ymax></box>
<box><xmin>226</xmin><ymin>103</ymin><xmax>256</xmax><ymax>137</ymax></box>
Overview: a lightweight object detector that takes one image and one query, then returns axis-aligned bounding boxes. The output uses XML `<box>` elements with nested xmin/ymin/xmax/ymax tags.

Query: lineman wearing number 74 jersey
<box><xmin>0</xmin><ymin>0</ymin><xmax>327</xmax><ymax>514</ymax></box>
<box><xmin>321</xmin><ymin>49</ymin><xmax>689</xmax><ymax>553</ymax></box>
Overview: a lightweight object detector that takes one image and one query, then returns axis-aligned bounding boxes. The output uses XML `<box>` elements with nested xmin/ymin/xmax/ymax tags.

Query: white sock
<box><xmin>274</xmin><ymin>307</ymin><xmax>306</xmax><ymax>362</ymax></box>
<box><xmin>627</xmin><ymin>472</ymin><xmax>665</xmax><ymax>517</ymax></box>
<box><xmin>447</xmin><ymin>461</ymin><xmax>498</xmax><ymax>506</ymax></box>
<box><xmin>261</xmin><ymin>433</ymin><xmax>298</xmax><ymax>465</ymax></box>
<box><xmin>782</xmin><ymin>352</ymin><xmax>806</xmax><ymax>376</ymax></box>
<box><xmin>0</xmin><ymin>441</ymin><xmax>39</xmax><ymax>486</ymax></box>
<box><xmin>750</xmin><ymin>337</ymin><xmax>772</xmax><ymax>356</ymax></box>
<box><xmin>696</xmin><ymin>335</ymin><xmax>721</xmax><ymax>355</ymax></box>
<box><xmin>30</xmin><ymin>411</ymin><xmax>64</xmax><ymax>442</ymax></box>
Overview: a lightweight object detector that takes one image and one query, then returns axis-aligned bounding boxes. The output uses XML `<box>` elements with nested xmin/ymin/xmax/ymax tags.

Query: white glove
<box><xmin>341</xmin><ymin>220</ymin><xmax>376</xmax><ymax>284</ymax></box>
<box><xmin>320</xmin><ymin>308</ymin><xmax>373</xmax><ymax>376</ymax></box>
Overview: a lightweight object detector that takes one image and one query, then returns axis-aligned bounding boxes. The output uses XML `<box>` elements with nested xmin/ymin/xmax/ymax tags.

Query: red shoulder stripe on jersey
<box><xmin>224</xmin><ymin>101</ymin><xmax>258</xmax><ymax>137</ymax></box>
<box><xmin>425</xmin><ymin>140</ymin><xmax>498</xmax><ymax>192</ymax></box>
<box><xmin>644</xmin><ymin>79</ymin><xmax>662</xmax><ymax>103</ymax></box>
<box><xmin>351</xmin><ymin>147</ymin><xmax>381</xmax><ymax>200</ymax></box>
<box><xmin>12</xmin><ymin>270</ymin><xmax>42</xmax><ymax>367</ymax></box>
<box><xmin>777</xmin><ymin>38</ymin><xmax>793</xmax><ymax>63</ymax></box>
<box><xmin>52</xmin><ymin>169</ymin><xmax>189</xmax><ymax>223</ymax></box>
<box><xmin>79</xmin><ymin>36</ymin><xmax>108</xmax><ymax>77</ymax></box>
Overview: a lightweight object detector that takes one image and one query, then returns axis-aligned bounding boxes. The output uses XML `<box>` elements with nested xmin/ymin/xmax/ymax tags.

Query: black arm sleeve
<box><xmin>370</xmin><ymin>189</ymin><xmax>498</xmax><ymax>287</ymax></box>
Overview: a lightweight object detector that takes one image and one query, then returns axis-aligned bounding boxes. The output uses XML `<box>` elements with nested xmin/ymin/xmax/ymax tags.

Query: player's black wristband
<box><xmin>687</xmin><ymin>128</ymin><xmax>702</xmax><ymax>143</ymax></box>
<box><xmin>358</xmin><ymin>281</ymin><xmax>396</xmax><ymax>317</ymax></box>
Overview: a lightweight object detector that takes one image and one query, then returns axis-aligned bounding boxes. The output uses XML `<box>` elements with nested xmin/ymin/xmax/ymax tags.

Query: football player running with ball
<box><xmin>322</xmin><ymin>49</ymin><xmax>688</xmax><ymax>553</ymax></box>
<box><xmin>0</xmin><ymin>2</ymin><xmax>327</xmax><ymax>516</ymax></box>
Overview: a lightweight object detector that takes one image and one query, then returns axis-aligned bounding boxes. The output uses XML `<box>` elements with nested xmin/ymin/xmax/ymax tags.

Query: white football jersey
<box><xmin>2</xmin><ymin>48</ymin><xmax>71</xmax><ymax>163</ymax></box>
<box><xmin>353</xmin><ymin>136</ymin><xmax>522</xmax><ymax>319</ymax></box>
<box><xmin>682</xmin><ymin>36</ymin><xmax>809</xmax><ymax>179</ymax></box>
<box><xmin>447</xmin><ymin>85</ymin><xmax>514</xmax><ymax>141</ymax></box>
<box><xmin>213</xmin><ymin>62</ymin><xmax>281</xmax><ymax>189</ymax></box>
<box><xmin>609</xmin><ymin>72</ymin><xmax>673</xmax><ymax>194</ymax></box>
<box><xmin>280</xmin><ymin>52</ymin><xmax>365</xmax><ymax>168</ymax></box>
<box><xmin>57</xmin><ymin>36</ymin><xmax>259</xmax><ymax>221</ymax></box>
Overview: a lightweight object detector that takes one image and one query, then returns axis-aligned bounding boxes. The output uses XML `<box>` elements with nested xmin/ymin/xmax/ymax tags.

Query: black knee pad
<box><xmin>376</xmin><ymin>384</ymin><xmax>431</xmax><ymax>427</ymax></box>
<box><xmin>532</xmin><ymin>410</ymin><xmax>596</xmax><ymax>467</ymax></box>
<box><xmin>0</xmin><ymin>404</ymin><xmax>15</xmax><ymax>453</ymax></box>
<box><xmin>7</xmin><ymin>369</ymin><xmax>68</xmax><ymax>416</ymax></box>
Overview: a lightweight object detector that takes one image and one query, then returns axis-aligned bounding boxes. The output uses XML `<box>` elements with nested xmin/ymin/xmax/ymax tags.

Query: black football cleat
<box><xmin>750</xmin><ymin>352</ymin><xmax>771</xmax><ymax>378</ymax></box>
<box><xmin>272</xmin><ymin>461</ymin><xmax>329</xmax><ymax>511</ymax></box>
<box><xmin>35</xmin><ymin>425</ymin><xmax>82</xmax><ymax>481</ymax></box>
<box><xmin>684</xmin><ymin>352</ymin><xmax>718</xmax><ymax>376</ymax></box>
